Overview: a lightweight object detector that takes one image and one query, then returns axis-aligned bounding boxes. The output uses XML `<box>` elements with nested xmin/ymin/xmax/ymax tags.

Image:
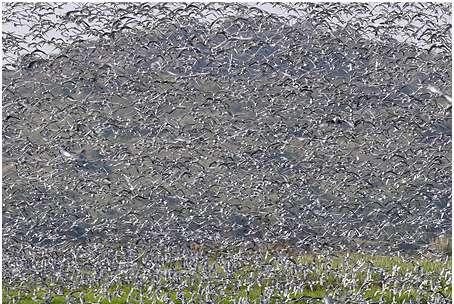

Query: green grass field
<box><xmin>3</xmin><ymin>249</ymin><xmax>451</xmax><ymax>304</ymax></box>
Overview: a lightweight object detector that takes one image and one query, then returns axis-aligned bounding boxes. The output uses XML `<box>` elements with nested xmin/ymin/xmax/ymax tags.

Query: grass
<box><xmin>3</xmin><ymin>251</ymin><xmax>451</xmax><ymax>304</ymax></box>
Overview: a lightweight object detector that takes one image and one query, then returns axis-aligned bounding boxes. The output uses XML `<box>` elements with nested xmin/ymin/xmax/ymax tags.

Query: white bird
<box><xmin>324</xmin><ymin>296</ymin><xmax>335</xmax><ymax>304</ymax></box>
<box><xmin>427</xmin><ymin>85</ymin><xmax>452</xmax><ymax>108</ymax></box>
<box><xmin>58</xmin><ymin>147</ymin><xmax>86</xmax><ymax>161</ymax></box>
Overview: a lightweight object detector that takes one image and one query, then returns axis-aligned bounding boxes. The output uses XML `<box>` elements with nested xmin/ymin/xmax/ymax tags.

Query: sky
<box><xmin>1</xmin><ymin>2</ymin><xmax>451</xmax><ymax>65</ymax></box>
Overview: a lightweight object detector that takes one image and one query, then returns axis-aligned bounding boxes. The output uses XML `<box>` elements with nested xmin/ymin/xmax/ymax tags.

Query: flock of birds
<box><xmin>2</xmin><ymin>2</ymin><xmax>452</xmax><ymax>303</ymax></box>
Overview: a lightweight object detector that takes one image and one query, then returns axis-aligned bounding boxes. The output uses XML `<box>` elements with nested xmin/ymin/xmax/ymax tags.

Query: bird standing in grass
<box><xmin>323</xmin><ymin>296</ymin><xmax>335</xmax><ymax>304</ymax></box>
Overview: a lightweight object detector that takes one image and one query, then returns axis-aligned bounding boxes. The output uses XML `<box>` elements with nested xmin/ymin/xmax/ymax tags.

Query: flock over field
<box><xmin>2</xmin><ymin>3</ymin><xmax>452</xmax><ymax>303</ymax></box>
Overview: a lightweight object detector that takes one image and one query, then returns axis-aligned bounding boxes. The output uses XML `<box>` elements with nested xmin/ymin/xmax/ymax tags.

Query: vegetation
<box><xmin>3</xmin><ymin>251</ymin><xmax>451</xmax><ymax>304</ymax></box>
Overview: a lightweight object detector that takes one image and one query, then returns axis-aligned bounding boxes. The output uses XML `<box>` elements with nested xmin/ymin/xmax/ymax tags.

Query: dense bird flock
<box><xmin>2</xmin><ymin>2</ymin><xmax>452</xmax><ymax>303</ymax></box>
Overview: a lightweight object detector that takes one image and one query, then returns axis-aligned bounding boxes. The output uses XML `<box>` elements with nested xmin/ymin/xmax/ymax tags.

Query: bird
<box><xmin>323</xmin><ymin>296</ymin><xmax>336</xmax><ymax>304</ymax></box>
<box><xmin>426</xmin><ymin>85</ymin><xmax>452</xmax><ymax>108</ymax></box>
<box><xmin>58</xmin><ymin>146</ymin><xmax>87</xmax><ymax>161</ymax></box>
